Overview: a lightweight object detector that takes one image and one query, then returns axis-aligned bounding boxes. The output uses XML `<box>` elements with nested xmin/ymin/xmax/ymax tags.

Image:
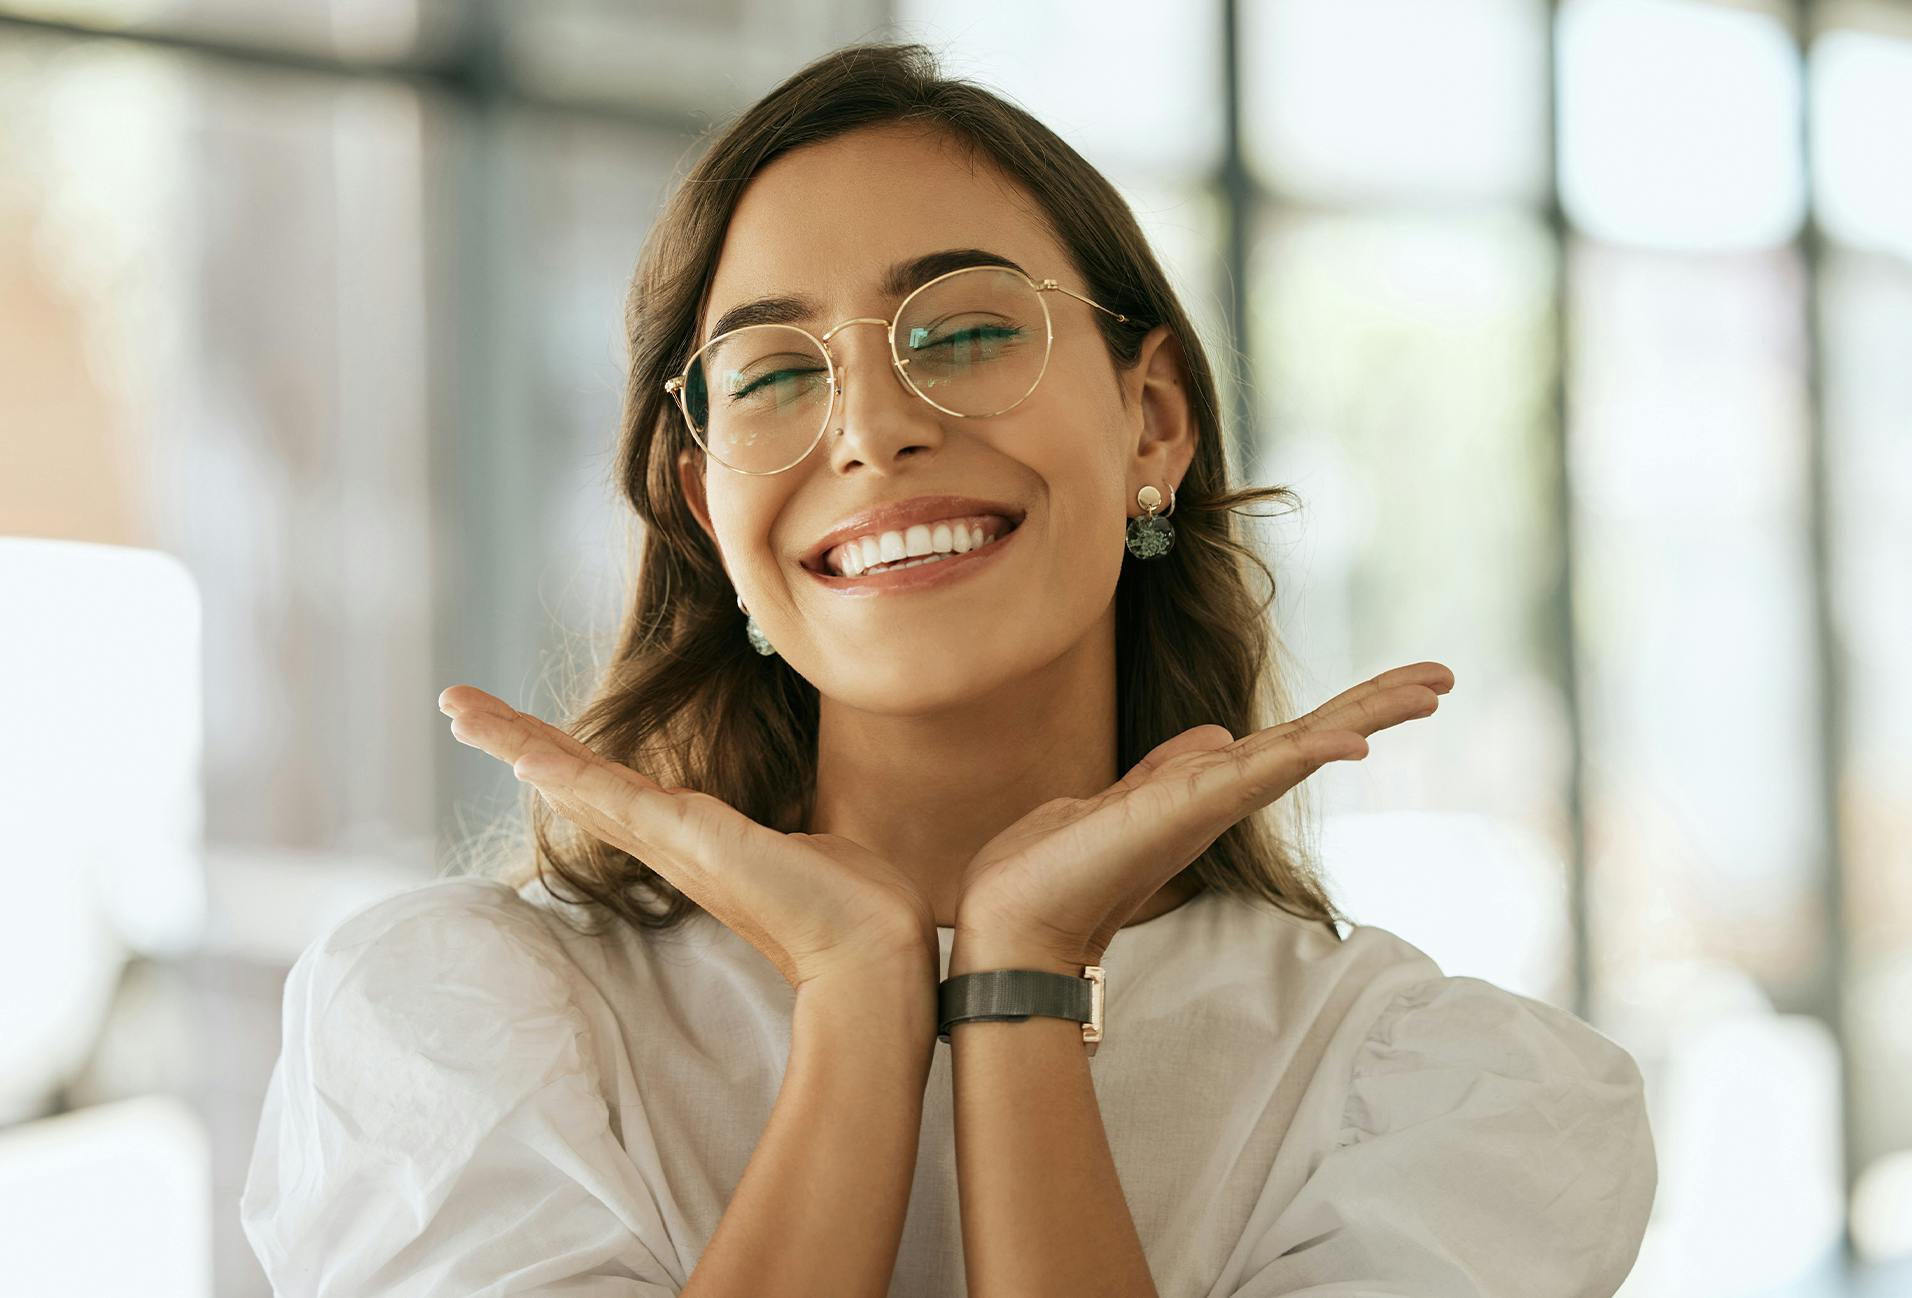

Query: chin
<box><xmin>826</xmin><ymin>642</ymin><xmax>1024</xmax><ymax>714</ymax></box>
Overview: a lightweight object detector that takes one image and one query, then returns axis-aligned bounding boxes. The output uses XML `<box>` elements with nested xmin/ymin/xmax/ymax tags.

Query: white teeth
<box><xmin>880</xmin><ymin>553</ymin><xmax>956</xmax><ymax>573</ymax></box>
<box><xmin>820</xmin><ymin>514</ymin><xmax>1017</xmax><ymax>576</ymax></box>
<box><xmin>847</xmin><ymin>529</ymin><xmax>996</xmax><ymax>576</ymax></box>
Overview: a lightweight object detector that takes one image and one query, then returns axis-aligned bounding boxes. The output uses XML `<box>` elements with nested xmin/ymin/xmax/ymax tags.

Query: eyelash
<box><xmin>726</xmin><ymin>325</ymin><xmax>1021</xmax><ymax>400</ymax></box>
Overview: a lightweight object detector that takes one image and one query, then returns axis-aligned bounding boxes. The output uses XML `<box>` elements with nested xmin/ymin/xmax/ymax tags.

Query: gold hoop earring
<box><xmin>1125</xmin><ymin>483</ymin><xmax>1176</xmax><ymax>559</ymax></box>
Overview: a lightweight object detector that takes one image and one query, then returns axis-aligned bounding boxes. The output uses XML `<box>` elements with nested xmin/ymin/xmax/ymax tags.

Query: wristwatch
<box><xmin>937</xmin><ymin>965</ymin><xmax>1106</xmax><ymax>1057</ymax></box>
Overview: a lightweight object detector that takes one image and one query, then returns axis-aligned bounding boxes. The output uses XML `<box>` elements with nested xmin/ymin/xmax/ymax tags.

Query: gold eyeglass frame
<box><xmin>663</xmin><ymin>264</ymin><xmax>1130</xmax><ymax>476</ymax></box>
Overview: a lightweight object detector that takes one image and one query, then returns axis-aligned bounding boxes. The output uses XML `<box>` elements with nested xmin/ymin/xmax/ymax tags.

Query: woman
<box><xmin>241</xmin><ymin>41</ymin><xmax>1656</xmax><ymax>1298</ymax></box>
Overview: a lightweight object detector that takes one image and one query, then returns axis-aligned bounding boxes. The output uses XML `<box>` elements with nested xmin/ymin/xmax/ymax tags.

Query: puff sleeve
<box><xmin>1229</xmin><ymin>975</ymin><xmax>1657</xmax><ymax>1298</ymax></box>
<box><xmin>240</xmin><ymin>881</ymin><xmax>682</xmax><ymax>1297</ymax></box>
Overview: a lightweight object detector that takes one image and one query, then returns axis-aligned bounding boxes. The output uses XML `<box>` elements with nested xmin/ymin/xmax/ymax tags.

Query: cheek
<box><xmin>1027</xmin><ymin>474</ymin><xmax>1129</xmax><ymax>613</ymax></box>
<box><xmin>1005</xmin><ymin>405</ymin><xmax>1122</xmax><ymax>572</ymax></box>
<box><xmin>707</xmin><ymin>491</ymin><xmax>788</xmax><ymax>596</ymax></box>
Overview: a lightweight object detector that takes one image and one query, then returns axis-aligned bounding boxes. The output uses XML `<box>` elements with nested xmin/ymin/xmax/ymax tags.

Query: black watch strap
<box><xmin>938</xmin><ymin>966</ymin><xmax>1105</xmax><ymax>1056</ymax></box>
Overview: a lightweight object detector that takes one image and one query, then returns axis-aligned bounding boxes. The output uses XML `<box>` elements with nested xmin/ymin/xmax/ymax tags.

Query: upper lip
<box><xmin>799</xmin><ymin>494</ymin><xmax>1026</xmax><ymax>572</ymax></box>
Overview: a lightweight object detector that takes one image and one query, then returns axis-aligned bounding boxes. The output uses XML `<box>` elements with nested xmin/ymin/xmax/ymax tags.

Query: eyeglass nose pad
<box><xmin>822</xmin><ymin>326</ymin><xmax>937</xmax><ymax>454</ymax></box>
<box><xmin>823</xmin><ymin>317</ymin><xmax>916</xmax><ymax>413</ymax></box>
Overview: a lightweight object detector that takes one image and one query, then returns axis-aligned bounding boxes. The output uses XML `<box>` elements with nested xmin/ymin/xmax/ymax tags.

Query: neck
<box><xmin>804</xmin><ymin>604</ymin><xmax>1199</xmax><ymax>930</ymax></box>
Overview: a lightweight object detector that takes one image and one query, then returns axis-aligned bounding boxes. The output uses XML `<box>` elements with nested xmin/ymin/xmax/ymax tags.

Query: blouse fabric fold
<box><xmin>241</xmin><ymin>877</ymin><xmax>1656</xmax><ymax>1297</ymax></box>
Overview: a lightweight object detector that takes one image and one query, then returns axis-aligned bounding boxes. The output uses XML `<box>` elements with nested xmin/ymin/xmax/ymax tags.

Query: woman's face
<box><xmin>678</xmin><ymin>122</ymin><xmax>1187</xmax><ymax>714</ymax></box>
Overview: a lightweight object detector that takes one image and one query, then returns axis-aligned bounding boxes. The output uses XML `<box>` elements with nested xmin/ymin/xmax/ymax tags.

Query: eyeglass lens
<box><xmin>680</xmin><ymin>266</ymin><xmax>1049</xmax><ymax>474</ymax></box>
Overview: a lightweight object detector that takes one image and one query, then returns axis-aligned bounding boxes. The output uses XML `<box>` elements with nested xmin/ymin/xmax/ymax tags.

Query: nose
<box><xmin>821</xmin><ymin>318</ymin><xmax>943</xmax><ymax>474</ymax></box>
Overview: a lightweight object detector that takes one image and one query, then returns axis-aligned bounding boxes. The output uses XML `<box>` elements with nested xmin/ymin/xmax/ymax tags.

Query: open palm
<box><xmin>954</xmin><ymin>661</ymin><xmax>1455</xmax><ymax>966</ymax></box>
<box><xmin>440</xmin><ymin>685</ymin><xmax>941</xmax><ymax>990</ymax></box>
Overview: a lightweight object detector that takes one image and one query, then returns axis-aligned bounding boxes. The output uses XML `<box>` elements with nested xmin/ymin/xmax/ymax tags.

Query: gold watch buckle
<box><xmin>1082</xmin><ymin>965</ymin><xmax>1105</xmax><ymax>1057</ymax></box>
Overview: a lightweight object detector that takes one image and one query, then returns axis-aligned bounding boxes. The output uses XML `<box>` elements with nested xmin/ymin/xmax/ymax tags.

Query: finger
<box><xmin>439</xmin><ymin>683</ymin><xmax>514</xmax><ymax>718</ymax></box>
<box><xmin>448</xmin><ymin>708</ymin><xmax>605</xmax><ymax>786</ymax></box>
<box><xmin>1243</xmin><ymin>725</ymin><xmax>1368</xmax><ymax>774</ymax></box>
<box><xmin>441</xmin><ymin>687</ymin><xmax>616</xmax><ymax>771</ymax></box>
<box><xmin>524</xmin><ymin>775</ymin><xmax>660</xmax><ymax>867</ymax></box>
<box><xmin>1315</xmin><ymin>665</ymin><xmax>1447</xmax><ymax>719</ymax></box>
<box><xmin>515</xmin><ymin>761</ymin><xmax>763</xmax><ymax>923</ymax></box>
<box><xmin>510</xmin><ymin>742</ymin><xmax>689</xmax><ymax>849</ymax></box>
<box><xmin>1302</xmin><ymin>682</ymin><xmax>1439</xmax><ymax>742</ymax></box>
<box><xmin>1304</xmin><ymin>662</ymin><xmax>1454</xmax><ymax>727</ymax></box>
<box><xmin>514</xmin><ymin>744</ymin><xmax>777</xmax><ymax>886</ymax></box>
<box><xmin>1218</xmin><ymin>691</ymin><xmax>1417</xmax><ymax>769</ymax></box>
<box><xmin>1129</xmin><ymin>729</ymin><xmax>1361</xmax><ymax>854</ymax></box>
<box><xmin>1111</xmin><ymin>724</ymin><xmax>1234</xmax><ymax>794</ymax></box>
<box><xmin>1179</xmin><ymin>672</ymin><xmax>1450</xmax><ymax>824</ymax></box>
<box><xmin>444</xmin><ymin>707</ymin><xmax>702</xmax><ymax>867</ymax></box>
<box><xmin>1145</xmin><ymin>725</ymin><xmax>1365</xmax><ymax>831</ymax></box>
<box><xmin>1226</xmin><ymin>729</ymin><xmax>1363</xmax><ymax>820</ymax></box>
<box><xmin>1377</xmin><ymin>661</ymin><xmax>1455</xmax><ymax>695</ymax></box>
<box><xmin>447</xmin><ymin>702</ymin><xmax>682</xmax><ymax>821</ymax></box>
<box><xmin>442</xmin><ymin>688</ymin><xmax>759</xmax><ymax>912</ymax></box>
<box><xmin>1261</xmin><ymin>664</ymin><xmax>1452</xmax><ymax>751</ymax></box>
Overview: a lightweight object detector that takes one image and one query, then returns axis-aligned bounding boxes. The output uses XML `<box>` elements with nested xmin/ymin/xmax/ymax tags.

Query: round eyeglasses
<box><xmin>663</xmin><ymin>264</ymin><xmax>1130</xmax><ymax>475</ymax></box>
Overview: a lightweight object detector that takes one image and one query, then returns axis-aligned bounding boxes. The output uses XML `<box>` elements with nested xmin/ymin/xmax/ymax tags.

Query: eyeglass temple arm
<box><xmin>1036</xmin><ymin>278</ymin><xmax>1129</xmax><ymax>325</ymax></box>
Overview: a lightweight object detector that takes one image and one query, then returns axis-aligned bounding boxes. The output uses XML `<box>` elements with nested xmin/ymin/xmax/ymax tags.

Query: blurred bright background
<box><xmin>1</xmin><ymin>1</ymin><xmax>1909</xmax><ymax>1295</ymax></box>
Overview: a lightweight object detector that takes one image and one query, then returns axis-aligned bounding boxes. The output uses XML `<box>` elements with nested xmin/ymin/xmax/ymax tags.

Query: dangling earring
<box><xmin>1125</xmin><ymin>483</ymin><xmax>1176</xmax><ymax>559</ymax></box>
<box><xmin>737</xmin><ymin>593</ymin><xmax>777</xmax><ymax>657</ymax></box>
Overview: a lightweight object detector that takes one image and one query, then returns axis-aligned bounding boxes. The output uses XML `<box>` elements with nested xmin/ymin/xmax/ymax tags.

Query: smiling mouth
<box><xmin>802</xmin><ymin>514</ymin><xmax>1025</xmax><ymax>590</ymax></box>
<box><xmin>803</xmin><ymin>513</ymin><xmax>1025</xmax><ymax>578</ymax></box>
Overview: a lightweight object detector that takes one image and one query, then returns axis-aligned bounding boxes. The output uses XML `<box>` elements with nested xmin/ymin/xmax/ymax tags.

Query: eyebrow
<box><xmin>702</xmin><ymin>247</ymin><xmax>1030</xmax><ymax>346</ymax></box>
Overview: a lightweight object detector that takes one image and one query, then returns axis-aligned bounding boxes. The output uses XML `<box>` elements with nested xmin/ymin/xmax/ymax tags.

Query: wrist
<box><xmin>796</xmin><ymin>966</ymin><xmax>939</xmax><ymax>1053</ymax></box>
<box><xmin>797</xmin><ymin>948</ymin><xmax>937</xmax><ymax>1011</ymax></box>
<box><xmin>946</xmin><ymin>927</ymin><xmax>1092</xmax><ymax>979</ymax></box>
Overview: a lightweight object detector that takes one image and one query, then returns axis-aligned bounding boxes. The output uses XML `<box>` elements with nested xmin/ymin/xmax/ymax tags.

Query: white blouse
<box><xmin>240</xmin><ymin>875</ymin><xmax>1657</xmax><ymax>1297</ymax></box>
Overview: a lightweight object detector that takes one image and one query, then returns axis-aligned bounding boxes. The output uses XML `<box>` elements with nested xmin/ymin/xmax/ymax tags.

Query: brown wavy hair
<box><xmin>465</xmin><ymin>39</ymin><xmax>1351</xmax><ymax>943</ymax></box>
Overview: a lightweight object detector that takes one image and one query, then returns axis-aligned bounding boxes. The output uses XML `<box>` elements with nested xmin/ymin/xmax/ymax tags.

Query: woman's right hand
<box><xmin>438</xmin><ymin>685</ymin><xmax>938</xmax><ymax>993</ymax></box>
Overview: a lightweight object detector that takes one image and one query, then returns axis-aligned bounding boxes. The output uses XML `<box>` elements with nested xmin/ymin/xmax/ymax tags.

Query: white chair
<box><xmin>0</xmin><ymin>537</ymin><xmax>210</xmax><ymax>1297</ymax></box>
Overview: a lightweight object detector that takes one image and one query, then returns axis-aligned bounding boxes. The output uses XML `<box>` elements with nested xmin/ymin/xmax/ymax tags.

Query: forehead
<box><xmin>698</xmin><ymin>125</ymin><xmax>1065</xmax><ymax>341</ymax></box>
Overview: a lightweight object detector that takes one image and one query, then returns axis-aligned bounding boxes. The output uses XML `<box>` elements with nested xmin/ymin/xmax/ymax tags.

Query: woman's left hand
<box><xmin>953</xmin><ymin>661</ymin><xmax>1455</xmax><ymax>967</ymax></box>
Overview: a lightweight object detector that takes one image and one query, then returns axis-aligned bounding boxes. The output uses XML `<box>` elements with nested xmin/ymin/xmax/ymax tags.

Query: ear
<box><xmin>1123</xmin><ymin>323</ymin><xmax>1197</xmax><ymax>508</ymax></box>
<box><xmin>677</xmin><ymin>447</ymin><xmax>717</xmax><ymax>546</ymax></box>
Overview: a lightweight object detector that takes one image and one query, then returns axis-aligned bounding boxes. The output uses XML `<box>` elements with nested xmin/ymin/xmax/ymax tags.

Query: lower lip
<box><xmin>804</xmin><ymin>522</ymin><xmax>1023</xmax><ymax>595</ymax></box>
